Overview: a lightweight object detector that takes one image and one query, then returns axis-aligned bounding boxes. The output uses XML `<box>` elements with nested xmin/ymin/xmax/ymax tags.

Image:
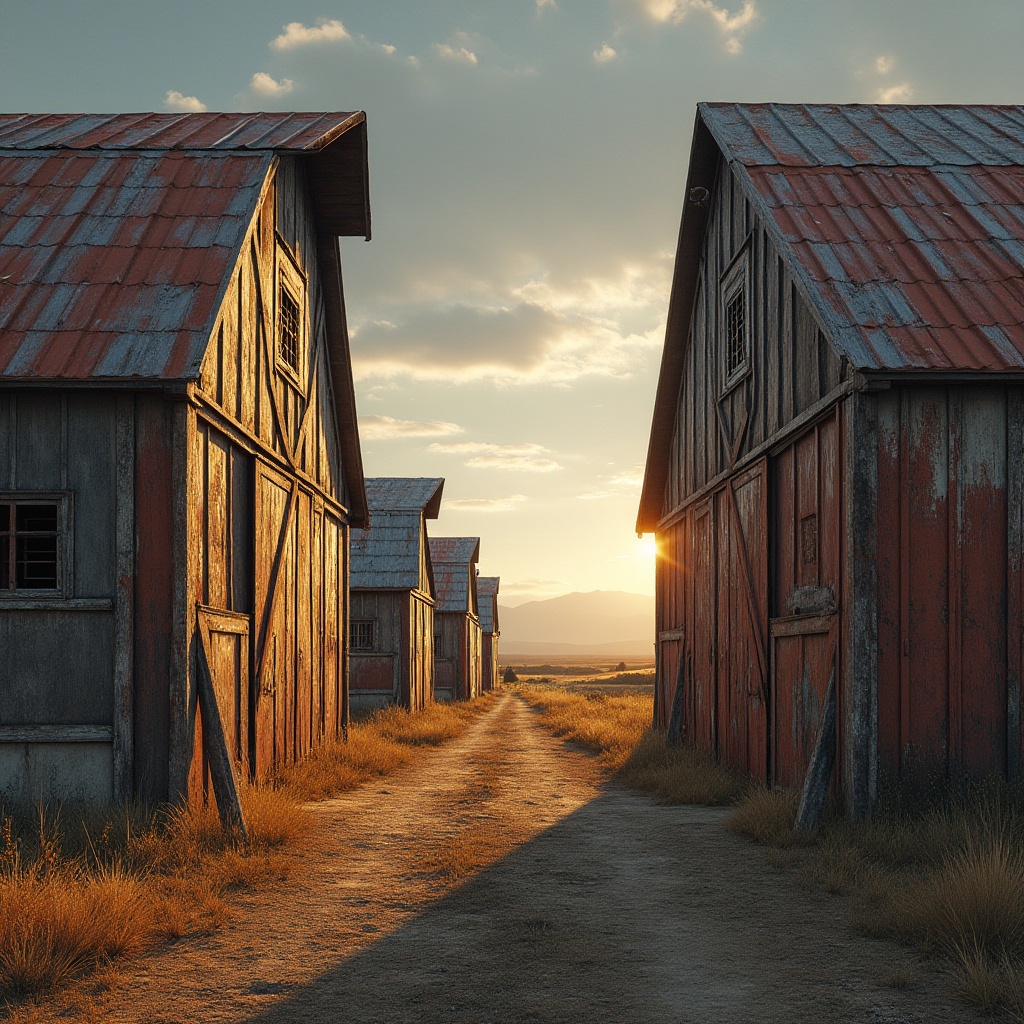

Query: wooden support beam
<box><xmin>195</xmin><ymin>623</ymin><xmax>247</xmax><ymax>837</ymax></box>
<box><xmin>795</xmin><ymin>657</ymin><xmax>836</xmax><ymax>831</ymax></box>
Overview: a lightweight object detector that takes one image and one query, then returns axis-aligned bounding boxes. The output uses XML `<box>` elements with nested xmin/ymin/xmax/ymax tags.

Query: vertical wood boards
<box><xmin>665</xmin><ymin>163</ymin><xmax>845</xmax><ymax>512</ymax></box>
<box><xmin>112</xmin><ymin>395</ymin><xmax>134</xmax><ymax>803</ymax></box>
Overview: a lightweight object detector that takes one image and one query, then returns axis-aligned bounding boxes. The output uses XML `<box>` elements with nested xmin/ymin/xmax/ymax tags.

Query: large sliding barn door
<box><xmin>716</xmin><ymin>461</ymin><xmax>769</xmax><ymax>782</ymax></box>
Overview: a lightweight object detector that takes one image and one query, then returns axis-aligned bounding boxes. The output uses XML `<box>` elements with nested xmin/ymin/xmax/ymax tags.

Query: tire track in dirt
<box><xmin>27</xmin><ymin>693</ymin><xmax>980</xmax><ymax>1023</ymax></box>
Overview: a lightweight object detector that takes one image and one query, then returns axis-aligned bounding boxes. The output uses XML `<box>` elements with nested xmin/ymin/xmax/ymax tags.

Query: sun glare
<box><xmin>639</xmin><ymin>535</ymin><xmax>658</xmax><ymax>560</ymax></box>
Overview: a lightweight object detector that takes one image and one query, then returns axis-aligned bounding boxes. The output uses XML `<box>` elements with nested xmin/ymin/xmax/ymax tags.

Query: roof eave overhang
<box><xmin>304</xmin><ymin>115</ymin><xmax>370</xmax><ymax>241</ymax></box>
<box><xmin>636</xmin><ymin>109</ymin><xmax>721</xmax><ymax>534</ymax></box>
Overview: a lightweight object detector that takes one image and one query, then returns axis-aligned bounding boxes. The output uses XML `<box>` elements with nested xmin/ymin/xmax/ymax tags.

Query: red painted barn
<box><xmin>638</xmin><ymin>103</ymin><xmax>1024</xmax><ymax>816</ymax></box>
<box><xmin>477</xmin><ymin>576</ymin><xmax>500</xmax><ymax>692</ymax></box>
<box><xmin>349</xmin><ymin>477</ymin><xmax>443</xmax><ymax>712</ymax></box>
<box><xmin>0</xmin><ymin>112</ymin><xmax>370</xmax><ymax>806</ymax></box>
<box><xmin>428</xmin><ymin>537</ymin><xmax>483</xmax><ymax>701</ymax></box>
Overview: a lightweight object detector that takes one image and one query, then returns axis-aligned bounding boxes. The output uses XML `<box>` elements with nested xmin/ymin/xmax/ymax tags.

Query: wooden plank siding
<box><xmin>183</xmin><ymin>157</ymin><xmax>350</xmax><ymax>798</ymax></box>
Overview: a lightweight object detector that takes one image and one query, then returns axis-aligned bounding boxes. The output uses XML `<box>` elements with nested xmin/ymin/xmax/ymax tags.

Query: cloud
<box><xmin>875</xmin><ymin>54</ymin><xmax>895</xmax><ymax>75</ymax></box>
<box><xmin>635</xmin><ymin>0</ymin><xmax>759</xmax><ymax>54</ymax></box>
<box><xmin>163</xmin><ymin>90</ymin><xmax>206</xmax><ymax>112</ymax></box>
<box><xmin>271</xmin><ymin>19</ymin><xmax>350</xmax><ymax>50</ymax></box>
<box><xmin>434</xmin><ymin>42</ymin><xmax>478</xmax><ymax>64</ymax></box>
<box><xmin>609</xmin><ymin>468</ymin><xmax>644</xmax><ymax>488</ymax></box>
<box><xmin>360</xmin><ymin>415</ymin><xmax>464</xmax><ymax>440</ymax></box>
<box><xmin>594</xmin><ymin>43</ymin><xmax>618</xmax><ymax>63</ymax></box>
<box><xmin>351</xmin><ymin>300</ymin><xmax>660</xmax><ymax>385</ymax></box>
<box><xmin>249</xmin><ymin>72</ymin><xmax>294</xmax><ymax>96</ymax></box>
<box><xmin>878</xmin><ymin>82</ymin><xmax>913</xmax><ymax>103</ymax></box>
<box><xmin>428</xmin><ymin>442</ymin><xmax>561</xmax><ymax>472</ymax></box>
<box><xmin>444</xmin><ymin>494</ymin><xmax>527</xmax><ymax>512</ymax></box>
<box><xmin>500</xmin><ymin>577</ymin><xmax>567</xmax><ymax>596</ymax></box>
<box><xmin>536</xmin><ymin>0</ymin><xmax>558</xmax><ymax>10</ymax></box>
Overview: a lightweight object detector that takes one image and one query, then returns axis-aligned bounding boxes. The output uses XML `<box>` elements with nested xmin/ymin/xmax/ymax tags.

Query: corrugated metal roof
<box><xmin>0</xmin><ymin>112</ymin><xmax>363</xmax><ymax>152</ymax></box>
<box><xmin>702</xmin><ymin>103</ymin><xmax>1024</xmax><ymax>168</ymax></box>
<box><xmin>350</xmin><ymin>511</ymin><xmax>427</xmax><ymax>591</ymax></box>
<box><xmin>428</xmin><ymin>536</ymin><xmax>480</xmax><ymax>565</ymax></box>
<box><xmin>428</xmin><ymin>536</ymin><xmax>480</xmax><ymax>614</ymax></box>
<box><xmin>0</xmin><ymin>150</ymin><xmax>266</xmax><ymax>380</ymax></box>
<box><xmin>477</xmin><ymin>576</ymin><xmax>500</xmax><ymax>633</ymax></box>
<box><xmin>365</xmin><ymin>477</ymin><xmax>444</xmax><ymax>517</ymax></box>
<box><xmin>701</xmin><ymin>103</ymin><xmax>1024</xmax><ymax>373</ymax></box>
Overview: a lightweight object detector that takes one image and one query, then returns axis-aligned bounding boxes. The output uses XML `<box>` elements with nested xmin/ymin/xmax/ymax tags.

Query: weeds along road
<box><xmin>60</xmin><ymin>692</ymin><xmax>977</xmax><ymax>1023</ymax></box>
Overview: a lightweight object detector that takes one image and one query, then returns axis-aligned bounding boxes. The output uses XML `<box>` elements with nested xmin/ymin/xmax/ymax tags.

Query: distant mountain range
<box><xmin>497</xmin><ymin>590</ymin><xmax>655</xmax><ymax>657</ymax></box>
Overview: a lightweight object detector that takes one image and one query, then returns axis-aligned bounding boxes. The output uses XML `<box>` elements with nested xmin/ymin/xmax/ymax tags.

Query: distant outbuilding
<box><xmin>477</xmin><ymin>576</ymin><xmax>501</xmax><ymax>691</ymax></box>
<box><xmin>349</xmin><ymin>478</ymin><xmax>444</xmax><ymax>712</ymax></box>
<box><xmin>428</xmin><ymin>537</ymin><xmax>483</xmax><ymax>701</ymax></box>
<box><xmin>639</xmin><ymin>103</ymin><xmax>1024</xmax><ymax>816</ymax></box>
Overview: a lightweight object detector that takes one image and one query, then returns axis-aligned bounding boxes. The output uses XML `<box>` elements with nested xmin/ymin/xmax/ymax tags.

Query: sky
<box><xmin>2</xmin><ymin>0</ymin><xmax>1022</xmax><ymax>604</ymax></box>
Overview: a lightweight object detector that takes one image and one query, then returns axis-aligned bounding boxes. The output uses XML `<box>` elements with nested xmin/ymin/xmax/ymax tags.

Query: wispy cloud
<box><xmin>249</xmin><ymin>72</ymin><xmax>294</xmax><ymax>96</ymax></box>
<box><xmin>361</xmin><ymin>415</ymin><xmax>464</xmax><ymax>440</ymax></box>
<box><xmin>428</xmin><ymin>441</ymin><xmax>561</xmax><ymax>472</ymax></box>
<box><xmin>501</xmin><ymin>577</ymin><xmax>567</xmax><ymax>596</ymax></box>
<box><xmin>163</xmin><ymin>90</ymin><xmax>206</xmax><ymax>112</ymax></box>
<box><xmin>537</xmin><ymin>0</ymin><xmax>558</xmax><ymax>10</ymax></box>
<box><xmin>434</xmin><ymin>42</ymin><xmax>478</xmax><ymax>64</ymax></box>
<box><xmin>594</xmin><ymin>43</ymin><xmax>618</xmax><ymax>63</ymax></box>
<box><xmin>636</xmin><ymin>0</ymin><xmax>759</xmax><ymax>54</ymax></box>
<box><xmin>878</xmin><ymin>82</ymin><xmax>913</xmax><ymax>103</ymax></box>
<box><xmin>271</xmin><ymin>19</ymin><xmax>350</xmax><ymax>50</ymax></box>
<box><xmin>444</xmin><ymin>494</ymin><xmax>527</xmax><ymax>512</ymax></box>
<box><xmin>875</xmin><ymin>54</ymin><xmax>895</xmax><ymax>75</ymax></box>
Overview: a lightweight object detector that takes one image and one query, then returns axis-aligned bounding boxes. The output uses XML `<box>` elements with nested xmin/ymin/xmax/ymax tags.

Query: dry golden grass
<box><xmin>279</xmin><ymin>697</ymin><xmax>490</xmax><ymax>801</ymax></box>
<box><xmin>0</xmin><ymin>695</ymin><xmax>493</xmax><ymax>1006</ymax></box>
<box><xmin>518</xmin><ymin>685</ymin><xmax>747</xmax><ymax>804</ymax></box>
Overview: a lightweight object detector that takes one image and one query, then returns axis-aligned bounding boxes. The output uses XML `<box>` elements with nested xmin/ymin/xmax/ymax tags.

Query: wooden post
<box><xmin>195</xmin><ymin>625</ymin><xmax>248</xmax><ymax>837</ymax></box>
<box><xmin>795</xmin><ymin>658</ymin><xmax>836</xmax><ymax>831</ymax></box>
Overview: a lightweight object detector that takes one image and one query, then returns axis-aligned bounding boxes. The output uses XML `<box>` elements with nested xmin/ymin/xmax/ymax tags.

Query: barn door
<box><xmin>253</xmin><ymin>461</ymin><xmax>296</xmax><ymax>778</ymax></box>
<box><xmin>718</xmin><ymin>460</ymin><xmax>769</xmax><ymax>782</ymax></box>
<box><xmin>196</xmin><ymin>607</ymin><xmax>250</xmax><ymax>782</ymax></box>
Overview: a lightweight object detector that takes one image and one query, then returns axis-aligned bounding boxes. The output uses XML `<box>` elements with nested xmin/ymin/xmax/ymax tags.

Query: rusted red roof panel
<box><xmin>428</xmin><ymin>536</ymin><xmax>480</xmax><ymax>566</ymax></box>
<box><xmin>746</xmin><ymin>163</ymin><xmax>1024</xmax><ymax>370</ymax></box>
<box><xmin>428</xmin><ymin>537</ymin><xmax>480</xmax><ymax>613</ymax></box>
<box><xmin>0</xmin><ymin>150</ymin><xmax>266</xmax><ymax>381</ymax></box>
<box><xmin>0</xmin><ymin>112</ymin><xmax>363</xmax><ymax>152</ymax></box>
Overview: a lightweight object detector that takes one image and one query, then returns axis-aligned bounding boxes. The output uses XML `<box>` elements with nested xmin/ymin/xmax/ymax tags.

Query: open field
<box><xmin>506</xmin><ymin>656</ymin><xmax>655</xmax><ymax>694</ymax></box>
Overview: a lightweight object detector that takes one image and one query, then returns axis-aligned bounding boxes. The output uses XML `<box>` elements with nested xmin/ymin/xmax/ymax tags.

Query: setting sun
<box><xmin>639</xmin><ymin>535</ymin><xmax>659</xmax><ymax>560</ymax></box>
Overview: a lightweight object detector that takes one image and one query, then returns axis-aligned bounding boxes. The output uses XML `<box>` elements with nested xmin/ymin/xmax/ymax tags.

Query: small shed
<box><xmin>349</xmin><ymin>477</ymin><xmax>443</xmax><ymax>712</ymax></box>
<box><xmin>0</xmin><ymin>111</ymin><xmax>370</xmax><ymax>806</ymax></box>
<box><xmin>638</xmin><ymin>103</ymin><xmax>1024</xmax><ymax>816</ymax></box>
<box><xmin>477</xmin><ymin>576</ymin><xmax>501</xmax><ymax>692</ymax></box>
<box><xmin>428</xmin><ymin>537</ymin><xmax>483</xmax><ymax>701</ymax></box>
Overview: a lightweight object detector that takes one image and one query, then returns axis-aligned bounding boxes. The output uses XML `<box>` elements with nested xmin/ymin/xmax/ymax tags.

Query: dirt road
<box><xmin>50</xmin><ymin>693</ymin><xmax>977</xmax><ymax>1023</ymax></box>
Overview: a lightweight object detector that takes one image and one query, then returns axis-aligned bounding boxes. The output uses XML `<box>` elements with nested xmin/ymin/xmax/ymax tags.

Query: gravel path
<box><xmin>35</xmin><ymin>692</ymin><xmax>979</xmax><ymax>1023</ymax></box>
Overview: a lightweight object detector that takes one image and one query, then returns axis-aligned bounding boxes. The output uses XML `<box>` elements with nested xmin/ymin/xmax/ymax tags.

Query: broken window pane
<box><xmin>13</xmin><ymin>503</ymin><xmax>58</xmax><ymax>590</ymax></box>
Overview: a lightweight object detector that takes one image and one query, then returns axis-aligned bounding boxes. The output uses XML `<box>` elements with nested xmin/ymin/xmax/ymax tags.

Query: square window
<box><xmin>0</xmin><ymin>498</ymin><xmax>62</xmax><ymax>593</ymax></box>
<box><xmin>351</xmin><ymin>619</ymin><xmax>375</xmax><ymax>652</ymax></box>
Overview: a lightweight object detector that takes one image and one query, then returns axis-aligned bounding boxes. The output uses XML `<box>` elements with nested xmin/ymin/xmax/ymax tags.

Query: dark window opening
<box><xmin>279</xmin><ymin>283</ymin><xmax>301</xmax><ymax>373</ymax></box>
<box><xmin>434</xmin><ymin>633</ymin><xmax>444</xmax><ymax>659</ymax></box>
<box><xmin>725</xmin><ymin>289</ymin><xmax>747</xmax><ymax>380</ymax></box>
<box><xmin>351</xmin><ymin>619</ymin><xmax>375</xmax><ymax>652</ymax></box>
<box><xmin>1</xmin><ymin>501</ymin><xmax>59</xmax><ymax>591</ymax></box>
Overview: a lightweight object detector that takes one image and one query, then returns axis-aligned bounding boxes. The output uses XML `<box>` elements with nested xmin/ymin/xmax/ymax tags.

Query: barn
<box><xmin>638</xmin><ymin>103</ymin><xmax>1024</xmax><ymax>816</ymax></box>
<box><xmin>349</xmin><ymin>477</ymin><xmax>443</xmax><ymax>712</ymax></box>
<box><xmin>477</xmin><ymin>576</ymin><xmax>501</xmax><ymax>692</ymax></box>
<box><xmin>0</xmin><ymin>111</ymin><xmax>370</xmax><ymax>807</ymax></box>
<box><xmin>428</xmin><ymin>537</ymin><xmax>483</xmax><ymax>702</ymax></box>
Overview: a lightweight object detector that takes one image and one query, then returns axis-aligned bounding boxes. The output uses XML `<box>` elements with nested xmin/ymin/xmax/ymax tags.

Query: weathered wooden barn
<box><xmin>428</xmin><ymin>537</ymin><xmax>483</xmax><ymax>702</ymax></box>
<box><xmin>477</xmin><ymin>576</ymin><xmax>501</xmax><ymax>692</ymax></box>
<box><xmin>0</xmin><ymin>111</ymin><xmax>370</xmax><ymax>806</ymax></box>
<box><xmin>349</xmin><ymin>477</ymin><xmax>443</xmax><ymax>712</ymax></box>
<box><xmin>638</xmin><ymin>103</ymin><xmax>1024</xmax><ymax>816</ymax></box>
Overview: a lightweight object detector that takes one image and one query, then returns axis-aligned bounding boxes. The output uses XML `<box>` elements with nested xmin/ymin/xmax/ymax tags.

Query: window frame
<box><xmin>719</xmin><ymin>243</ymin><xmax>752</xmax><ymax>396</ymax></box>
<box><xmin>275</xmin><ymin>241</ymin><xmax>307</xmax><ymax>391</ymax></box>
<box><xmin>0</xmin><ymin>492</ymin><xmax>73</xmax><ymax>600</ymax></box>
<box><xmin>350</xmin><ymin>618</ymin><xmax>376</xmax><ymax>653</ymax></box>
